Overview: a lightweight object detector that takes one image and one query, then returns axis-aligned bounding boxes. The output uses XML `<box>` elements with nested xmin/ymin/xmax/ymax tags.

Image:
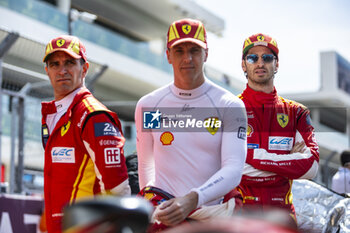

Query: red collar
<box><xmin>242</xmin><ymin>84</ymin><xmax>278</xmax><ymax>105</ymax></box>
<box><xmin>41</xmin><ymin>87</ymin><xmax>92</xmax><ymax>120</ymax></box>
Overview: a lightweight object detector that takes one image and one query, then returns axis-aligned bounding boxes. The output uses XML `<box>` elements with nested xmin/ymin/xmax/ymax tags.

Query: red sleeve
<box><xmin>81</xmin><ymin>112</ymin><xmax>129</xmax><ymax>191</ymax></box>
<box><xmin>246</xmin><ymin>108</ymin><xmax>319</xmax><ymax>179</ymax></box>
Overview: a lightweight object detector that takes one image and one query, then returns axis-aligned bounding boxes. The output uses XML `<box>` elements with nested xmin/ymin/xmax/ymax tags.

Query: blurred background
<box><xmin>0</xmin><ymin>0</ymin><xmax>348</xmax><ymax>200</ymax></box>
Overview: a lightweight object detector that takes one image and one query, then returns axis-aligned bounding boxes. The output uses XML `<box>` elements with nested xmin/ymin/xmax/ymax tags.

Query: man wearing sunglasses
<box><xmin>237</xmin><ymin>33</ymin><xmax>320</xmax><ymax>224</ymax></box>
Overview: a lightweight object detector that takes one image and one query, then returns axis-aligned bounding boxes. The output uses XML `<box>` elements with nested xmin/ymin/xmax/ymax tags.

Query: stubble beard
<box><xmin>249</xmin><ymin>72</ymin><xmax>274</xmax><ymax>87</ymax></box>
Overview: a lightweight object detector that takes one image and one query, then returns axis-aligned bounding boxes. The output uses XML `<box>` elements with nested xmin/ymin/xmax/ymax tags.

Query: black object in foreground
<box><xmin>62</xmin><ymin>196</ymin><xmax>153</xmax><ymax>233</ymax></box>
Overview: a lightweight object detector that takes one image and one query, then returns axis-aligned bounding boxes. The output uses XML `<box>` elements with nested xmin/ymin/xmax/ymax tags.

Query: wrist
<box><xmin>186</xmin><ymin>191</ymin><xmax>199</xmax><ymax>210</ymax></box>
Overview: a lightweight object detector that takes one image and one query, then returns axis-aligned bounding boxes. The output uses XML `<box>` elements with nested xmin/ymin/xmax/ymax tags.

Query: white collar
<box><xmin>170</xmin><ymin>78</ymin><xmax>211</xmax><ymax>99</ymax></box>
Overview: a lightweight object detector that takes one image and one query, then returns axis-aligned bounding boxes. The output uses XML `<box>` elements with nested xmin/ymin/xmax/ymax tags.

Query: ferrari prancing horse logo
<box><xmin>56</xmin><ymin>39</ymin><xmax>65</xmax><ymax>47</ymax></box>
<box><xmin>277</xmin><ymin>113</ymin><xmax>289</xmax><ymax>128</ymax></box>
<box><xmin>61</xmin><ymin>120</ymin><xmax>71</xmax><ymax>136</ymax></box>
<box><xmin>182</xmin><ymin>25</ymin><xmax>191</xmax><ymax>34</ymax></box>
<box><xmin>205</xmin><ymin>117</ymin><xmax>220</xmax><ymax>135</ymax></box>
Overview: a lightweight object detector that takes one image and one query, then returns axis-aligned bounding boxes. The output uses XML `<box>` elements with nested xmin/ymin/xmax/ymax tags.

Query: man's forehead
<box><xmin>46</xmin><ymin>51</ymin><xmax>76</xmax><ymax>61</ymax></box>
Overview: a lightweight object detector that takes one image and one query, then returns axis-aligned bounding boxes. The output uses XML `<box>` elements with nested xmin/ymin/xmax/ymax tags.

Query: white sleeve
<box><xmin>191</xmin><ymin>102</ymin><xmax>247</xmax><ymax>207</ymax></box>
<box><xmin>110</xmin><ymin>179</ymin><xmax>131</xmax><ymax>196</ymax></box>
<box><xmin>135</xmin><ymin>100</ymin><xmax>155</xmax><ymax>189</ymax></box>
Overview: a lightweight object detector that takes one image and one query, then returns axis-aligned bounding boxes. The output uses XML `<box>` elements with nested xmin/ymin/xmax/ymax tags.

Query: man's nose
<box><xmin>57</xmin><ymin>65</ymin><xmax>68</xmax><ymax>75</ymax></box>
<box><xmin>183</xmin><ymin>52</ymin><xmax>192</xmax><ymax>62</ymax></box>
<box><xmin>257</xmin><ymin>57</ymin><xmax>265</xmax><ymax>66</ymax></box>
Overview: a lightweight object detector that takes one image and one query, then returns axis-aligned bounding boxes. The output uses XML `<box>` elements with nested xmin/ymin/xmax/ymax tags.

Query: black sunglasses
<box><xmin>246</xmin><ymin>54</ymin><xmax>276</xmax><ymax>64</ymax></box>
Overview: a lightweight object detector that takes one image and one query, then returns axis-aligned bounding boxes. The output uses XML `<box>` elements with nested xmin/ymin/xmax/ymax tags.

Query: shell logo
<box><xmin>247</xmin><ymin>124</ymin><xmax>253</xmax><ymax>137</ymax></box>
<box><xmin>160</xmin><ymin>132</ymin><xmax>174</xmax><ymax>145</ymax></box>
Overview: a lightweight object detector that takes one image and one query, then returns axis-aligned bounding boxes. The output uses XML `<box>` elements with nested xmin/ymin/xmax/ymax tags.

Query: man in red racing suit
<box><xmin>237</xmin><ymin>33</ymin><xmax>319</xmax><ymax>222</ymax></box>
<box><xmin>42</xmin><ymin>35</ymin><xmax>130</xmax><ymax>233</ymax></box>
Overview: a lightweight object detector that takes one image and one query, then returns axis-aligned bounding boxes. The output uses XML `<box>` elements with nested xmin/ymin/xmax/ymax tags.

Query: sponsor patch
<box><xmin>104</xmin><ymin>148</ymin><xmax>120</xmax><ymax>164</ymax></box>
<box><xmin>160</xmin><ymin>131</ymin><xmax>174</xmax><ymax>145</ymax></box>
<box><xmin>94</xmin><ymin>122</ymin><xmax>121</xmax><ymax>137</ymax></box>
<box><xmin>244</xmin><ymin>196</ymin><xmax>259</xmax><ymax>201</ymax></box>
<box><xmin>51</xmin><ymin>147</ymin><xmax>75</xmax><ymax>163</ymax></box>
<box><xmin>247</xmin><ymin>124</ymin><xmax>253</xmax><ymax>137</ymax></box>
<box><xmin>181</xmin><ymin>104</ymin><xmax>195</xmax><ymax>112</ymax></box>
<box><xmin>247</xmin><ymin>143</ymin><xmax>259</xmax><ymax>149</ymax></box>
<box><xmin>42</xmin><ymin>124</ymin><xmax>49</xmax><ymax>148</ymax></box>
<box><xmin>268</xmin><ymin>136</ymin><xmax>293</xmax><ymax>151</ymax></box>
<box><xmin>247</xmin><ymin>111</ymin><xmax>254</xmax><ymax>119</ymax></box>
<box><xmin>277</xmin><ymin>113</ymin><xmax>289</xmax><ymax>128</ymax></box>
<box><xmin>143</xmin><ymin>110</ymin><xmax>161</xmax><ymax>129</ymax></box>
<box><xmin>237</xmin><ymin>127</ymin><xmax>246</xmax><ymax>140</ymax></box>
<box><xmin>61</xmin><ymin>121</ymin><xmax>71</xmax><ymax>136</ymax></box>
<box><xmin>272</xmin><ymin>198</ymin><xmax>284</xmax><ymax>202</ymax></box>
<box><xmin>179</xmin><ymin>92</ymin><xmax>191</xmax><ymax>96</ymax></box>
<box><xmin>99</xmin><ymin>139</ymin><xmax>120</xmax><ymax>146</ymax></box>
<box><xmin>77</xmin><ymin>111</ymin><xmax>88</xmax><ymax>128</ymax></box>
<box><xmin>182</xmin><ymin>24</ymin><xmax>191</xmax><ymax>34</ymax></box>
<box><xmin>205</xmin><ymin>117</ymin><xmax>220</xmax><ymax>135</ymax></box>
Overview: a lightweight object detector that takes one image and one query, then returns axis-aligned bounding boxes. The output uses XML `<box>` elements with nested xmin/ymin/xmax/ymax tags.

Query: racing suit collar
<box><xmin>41</xmin><ymin>87</ymin><xmax>91</xmax><ymax>122</ymax></box>
<box><xmin>170</xmin><ymin>78</ymin><xmax>211</xmax><ymax>99</ymax></box>
<box><xmin>243</xmin><ymin>84</ymin><xmax>278</xmax><ymax>105</ymax></box>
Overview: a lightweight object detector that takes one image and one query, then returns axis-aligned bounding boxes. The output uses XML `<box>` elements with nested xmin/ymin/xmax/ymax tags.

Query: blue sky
<box><xmin>195</xmin><ymin>0</ymin><xmax>350</xmax><ymax>93</ymax></box>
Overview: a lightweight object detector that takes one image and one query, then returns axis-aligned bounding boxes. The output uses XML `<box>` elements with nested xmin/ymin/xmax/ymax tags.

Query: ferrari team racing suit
<box><xmin>41</xmin><ymin>87</ymin><xmax>130</xmax><ymax>233</ymax></box>
<box><xmin>237</xmin><ymin>85</ymin><xmax>319</xmax><ymax>219</ymax></box>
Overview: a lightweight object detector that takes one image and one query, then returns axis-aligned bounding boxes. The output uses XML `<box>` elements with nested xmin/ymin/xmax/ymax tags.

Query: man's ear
<box><xmin>204</xmin><ymin>48</ymin><xmax>208</xmax><ymax>62</ymax></box>
<box><xmin>274</xmin><ymin>59</ymin><xmax>279</xmax><ymax>74</ymax></box>
<box><xmin>82</xmin><ymin>62</ymin><xmax>89</xmax><ymax>78</ymax></box>
<box><xmin>241</xmin><ymin>60</ymin><xmax>246</xmax><ymax>73</ymax></box>
<box><xmin>45</xmin><ymin>66</ymin><xmax>48</xmax><ymax>74</ymax></box>
<box><xmin>166</xmin><ymin>49</ymin><xmax>172</xmax><ymax>65</ymax></box>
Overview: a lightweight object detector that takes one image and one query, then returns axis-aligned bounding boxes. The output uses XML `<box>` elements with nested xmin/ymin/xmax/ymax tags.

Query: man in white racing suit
<box><xmin>135</xmin><ymin>18</ymin><xmax>247</xmax><ymax>231</ymax></box>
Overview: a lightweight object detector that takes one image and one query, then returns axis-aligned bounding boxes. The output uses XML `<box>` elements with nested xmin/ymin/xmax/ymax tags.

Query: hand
<box><xmin>155</xmin><ymin>191</ymin><xmax>198</xmax><ymax>226</ymax></box>
<box><xmin>291</xmin><ymin>141</ymin><xmax>306</xmax><ymax>154</ymax></box>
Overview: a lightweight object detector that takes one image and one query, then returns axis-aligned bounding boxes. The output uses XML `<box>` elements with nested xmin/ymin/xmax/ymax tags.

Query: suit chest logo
<box><xmin>61</xmin><ymin>120</ymin><xmax>71</xmax><ymax>136</ymax></box>
<box><xmin>277</xmin><ymin>114</ymin><xmax>289</xmax><ymax>128</ymax></box>
<box><xmin>205</xmin><ymin>117</ymin><xmax>220</xmax><ymax>135</ymax></box>
<box><xmin>160</xmin><ymin>131</ymin><xmax>174</xmax><ymax>145</ymax></box>
<box><xmin>51</xmin><ymin>147</ymin><xmax>75</xmax><ymax>163</ymax></box>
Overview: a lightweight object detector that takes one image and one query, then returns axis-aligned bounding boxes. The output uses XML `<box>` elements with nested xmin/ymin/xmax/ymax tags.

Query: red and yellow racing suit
<box><xmin>41</xmin><ymin>88</ymin><xmax>129</xmax><ymax>233</ymax></box>
<box><xmin>237</xmin><ymin>85</ymin><xmax>319</xmax><ymax>219</ymax></box>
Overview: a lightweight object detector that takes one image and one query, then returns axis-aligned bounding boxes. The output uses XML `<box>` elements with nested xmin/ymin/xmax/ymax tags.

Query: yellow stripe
<box><xmin>83</xmin><ymin>97</ymin><xmax>107</xmax><ymax>112</ymax></box>
<box><xmin>244</xmin><ymin>38</ymin><xmax>252</xmax><ymax>48</ymax></box>
<box><xmin>172</xmin><ymin>23</ymin><xmax>179</xmax><ymax>38</ymax></box>
<box><xmin>236</xmin><ymin>187</ymin><xmax>245</xmax><ymax>203</ymax></box>
<box><xmin>46</xmin><ymin>42</ymin><xmax>53</xmax><ymax>55</ymax></box>
<box><xmin>194</xmin><ymin>23</ymin><xmax>202</xmax><ymax>39</ymax></box>
<box><xmin>67</xmin><ymin>38</ymin><xmax>76</xmax><ymax>50</ymax></box>
<box><xmin>82</xmin><ymin>99</ymin><xmax>94</xmax><ymax>113</ymax></box>
<box><xmin>74</xmin><ymin>158</ymin><xmax>96</xmax><ymax>199</ymax></box>
<box><xmin>285</xmin><ymin>180</ymin><xmax>293</xmax><ymax>204</ymax></box>
<box><xmin>70</xmin><ymin>154</ymin><xmax>88</xmax><ymax>204</ymax></box>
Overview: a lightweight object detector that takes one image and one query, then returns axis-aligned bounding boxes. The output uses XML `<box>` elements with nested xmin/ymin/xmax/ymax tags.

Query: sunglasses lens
<box><xmin>246</xmin><ymin>54</ymin><xmax>275</xmax><ymax>64</ymax></box>
<box><xmin>246</xmin><ymin>54</ymin><xmax>258</xmax><ymax>64</ymax></box>
<box><xmin>262</xmin><ymin>54</ymin><xmax>275</xmax><ymax>63</ymax></box>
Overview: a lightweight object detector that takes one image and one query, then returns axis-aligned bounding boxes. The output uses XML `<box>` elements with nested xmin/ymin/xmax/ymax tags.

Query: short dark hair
<box><xmin>340</xmin><ymin>150</ymin><xmax>350</xmax><ymax>166</ymax></box>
